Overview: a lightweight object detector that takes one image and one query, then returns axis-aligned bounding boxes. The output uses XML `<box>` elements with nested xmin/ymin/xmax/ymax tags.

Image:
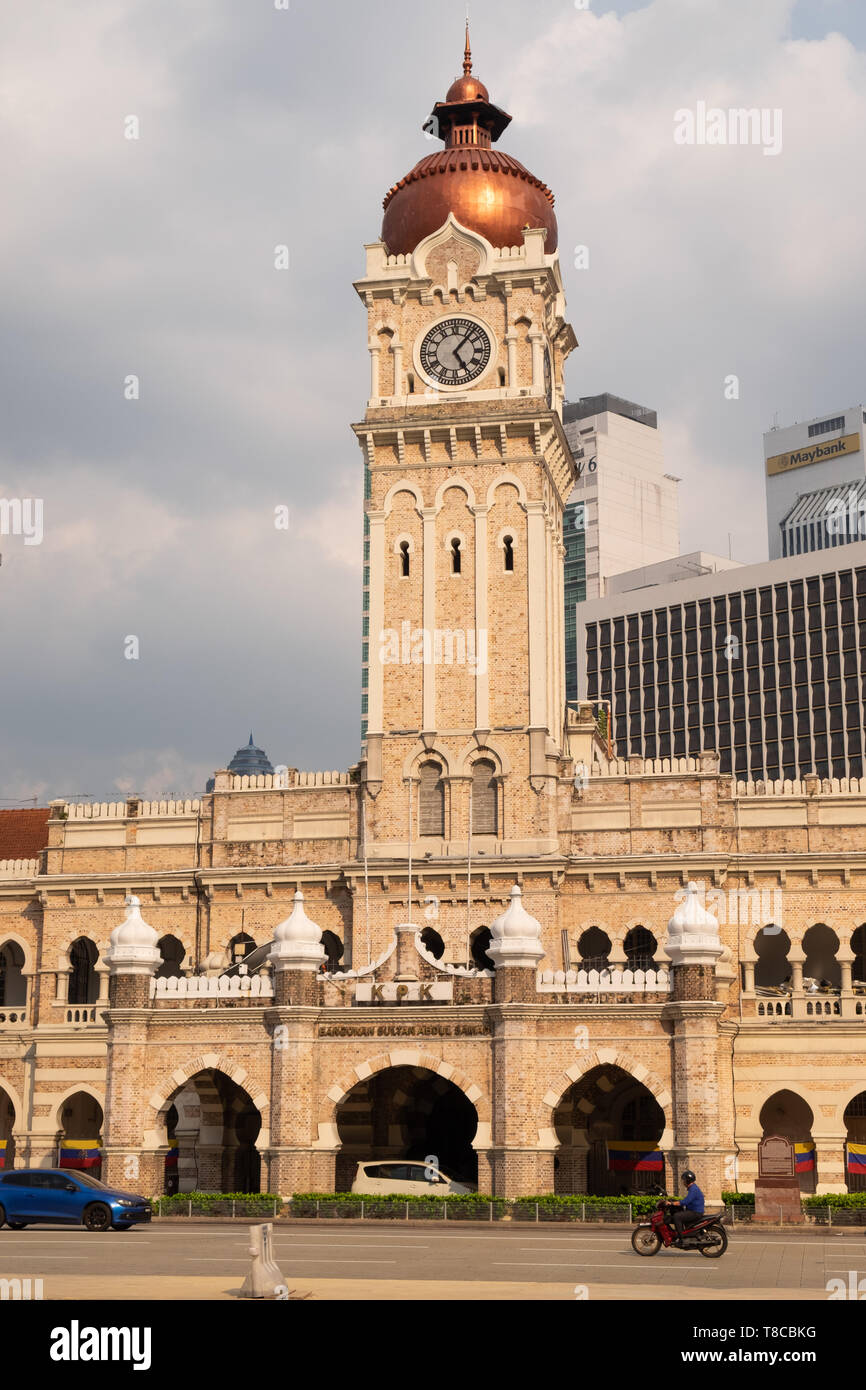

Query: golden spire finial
<box><xmin>463</xmin><ymin>19</ymin><xmax>472</xmax><ymax>76</ymax></box>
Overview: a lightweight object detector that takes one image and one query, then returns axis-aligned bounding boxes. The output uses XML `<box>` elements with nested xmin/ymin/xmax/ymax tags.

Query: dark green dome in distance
<box><xmin>206</xmin><ymin>733</ymin><xmax>274</xmax><ymax>791</ymax></box>
<box><xmin>228</xmin><ymin>733</ymin><xmax>274</xmax><ymax>777</ymax></box>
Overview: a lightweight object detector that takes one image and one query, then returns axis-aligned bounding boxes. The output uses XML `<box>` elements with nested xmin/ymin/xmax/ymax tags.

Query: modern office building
<box><xmin>577</xmin><ymin>542</ymin><xmax>866</xmax><ymax>782</ymax></box>
<box><xmin>765</xmin><ymin>405</ymin><xmax>866</xmax><ymax>559</ymax></box>
<box><xmin>562</xmin><ymin>394</ymin><xmax>679</xmax><ymax>702</ymax></box>
<box><xmin>605</xmin><ymin>550</ymin><xmax>743</xmax><ymax>597</ymax></box>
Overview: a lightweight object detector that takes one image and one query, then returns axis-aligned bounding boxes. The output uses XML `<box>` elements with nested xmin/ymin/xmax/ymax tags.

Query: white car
<box><xmin>350</xmin><ymin>1160</ymin><xmax>475</xmax><ymax>1196</ymax></box>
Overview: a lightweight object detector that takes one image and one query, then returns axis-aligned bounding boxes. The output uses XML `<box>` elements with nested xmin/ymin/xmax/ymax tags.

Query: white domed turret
<box><xmin>665</xmin><ymin>882</ymin><xmax>722</xmax><ymax>968</ymax></box>
<box><xmin>104</xmin><ymin>895</ymin><xmax>162</xmax><ymax>976</ymax></box>
<box><xmin>269</xmin><ymin>890</ymin><xmax>326</xmax><ymax>972</ymax></box>
<box><xmin>487</xmin><ymin>885</ymin><xmax>545</xmax><ymax>969</ymax></box>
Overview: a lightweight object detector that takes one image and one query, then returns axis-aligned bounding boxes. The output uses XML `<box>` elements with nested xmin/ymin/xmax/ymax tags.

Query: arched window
<box><xmin>0</xmin><ymin>942</ymin><xmax>26</xmax><ymax>1008</ymax></box>
<box><xmin>624</xmin><ymin>926</ymin><xmax>657</xmax><ymax>972</ymax></box>
<box><xmin>321</xmin><ymin>930</ymin><xmax>344</xmax><ymax>972</ymax></box>
<box><xmin>503</xmin><ymin>535</ymin><xmax>514</xmax><ymax>572</ymax></box>
<box><xmin>471</xmin><ymin>760</ymin><xmax>498</xmax><ymax>835</ymax></box>
<box><xmin>156</xmin><ymin>935</ymin><xmax>185</xmax><ymax>980</ymax></box>
<box><xmin>418</xmin><ymin>762</ymin><xmax>445</xmax><ymax>837</ymax></box>
<box><xmin>228</xmin><ymin>932</ymin><xmax>256</xmax><ymax>965</ymax></box>
<box><xmin>399</xmin><ymin>540</ymin><xmax>410</xmax><ymax>577</ymax></box>
<box><xmin>68</xmin><ymin>938</ymin><xmax>98</xmax><ymax>1005</ymax></box>
<box><xmin>802</xmin><ymin>923</ymin><xmax>840</xmax><ymax>989</ymax></box>
<box><xmin>754</xmin><ymin>926</ymin><xmax>791</xmax><ymax>988</ymax></box>
<box><xmin>577</xmin><ymin>927</ymin><xmax>611</xmax><ymax>972</ymax></box>
<box><xmin>852</xmin><ymin>925</ymin><xmax>866</xmax><ymax>984</ymax></box>
<box><xmin>420</xmin><ymin>926</ymin><xmax>444</xmax><ymax>960</ymax></box>
<box><xmin>450</xmin><ymin>537</ymin><xmax>462</xmax><ymax>574</ymax></box>
<box><xmin>470</xmin><ymin>926</ymin><xmax>494</xmax><ymax>971</ymax></box>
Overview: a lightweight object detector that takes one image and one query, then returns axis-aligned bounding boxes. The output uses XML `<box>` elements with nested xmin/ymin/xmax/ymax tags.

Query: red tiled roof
<box><xmin>0</xmin><ymin>809</ymin><xmax>50</xmax><ymax>861</ymax></box>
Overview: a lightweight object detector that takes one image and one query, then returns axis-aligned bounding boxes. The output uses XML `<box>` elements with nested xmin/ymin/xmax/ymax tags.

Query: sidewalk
<box><xmin>37</xmin><ymin>1275</ymin><xmax>831</xmax><ymax>1302</ymax></box>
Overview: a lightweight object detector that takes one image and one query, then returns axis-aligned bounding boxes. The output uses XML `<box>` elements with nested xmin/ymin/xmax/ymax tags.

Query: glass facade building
<box><xmin>580</xmin><ymin>549</ymin><xmax>866</xmax><ymax>781</ymax></box>
<box><xmin>563</xmin><ymin>498</ymin><xmax>587</xmax><ymax>706</ymax></box>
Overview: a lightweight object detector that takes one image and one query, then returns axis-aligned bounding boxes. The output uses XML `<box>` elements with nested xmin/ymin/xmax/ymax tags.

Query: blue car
<box><xmin>0</xmin><ymin>1169</ymin><xmax>151</xmax><ymax>1232</ymax></box>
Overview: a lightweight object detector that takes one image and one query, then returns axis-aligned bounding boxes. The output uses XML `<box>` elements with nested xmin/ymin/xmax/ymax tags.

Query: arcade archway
<box><xmin>58</xmin><ymin>1090</ymin><xmax>104</xmax><ymax>1177</ymax></box>
<box><xmin>843</xmin><ymin>1091</ymin><xmax>866</xmax><ymax>1193</ymax></box>
<box><xmin>0</xmin><ymin>1086</ymin><xmax>15</xmax><ymax>1170</ymax></box>
<box><xmin>335</xmin><ymin>1066</ymin><xmax>478</xmax><ymax>1192</ymax></box>
<box><xmin>159</xmin><ymin>1069</ymin><xmax>262</xmax><ymax>1194</ymax></box>
<box><xmin>759</xmin><ymin>1090</ymin><xmax>816</xmax><ymax>1194</ymax></box>
<box><xmin>553</xmin><ymin>1065</ymin><xmax>666</xmax><ymax>1196</ymax></box>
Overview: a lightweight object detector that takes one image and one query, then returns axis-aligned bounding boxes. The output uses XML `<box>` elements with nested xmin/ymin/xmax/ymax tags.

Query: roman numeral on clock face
<box><xmin>418</xmin><ymin>317</ymin><xmax>492</xmax><ymax>387</ymax></box>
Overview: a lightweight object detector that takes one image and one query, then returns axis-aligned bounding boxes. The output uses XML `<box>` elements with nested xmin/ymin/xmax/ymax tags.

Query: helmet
<box><xmin>681</xmin><ymin>1170</ymin><xmax>696</xmax><ymax>1184</ymax></box>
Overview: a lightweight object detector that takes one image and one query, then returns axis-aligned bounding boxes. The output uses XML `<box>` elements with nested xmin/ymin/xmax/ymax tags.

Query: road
<box><xmin>2</xmin><ymin>1221</ymin><xmax>864</xmax><ymax>1299</ymax></box>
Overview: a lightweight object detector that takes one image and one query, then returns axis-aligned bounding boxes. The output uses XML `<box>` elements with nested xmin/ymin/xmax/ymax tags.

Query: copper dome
<box><xmin>381</xmin><ymin>28</ymin><xmax>558</xmax><ymax>257</ymax></box>
<box><xmin>445</xmin><ymin>74</ymin><xmax>490</xmax><ymax>103</ymax></box>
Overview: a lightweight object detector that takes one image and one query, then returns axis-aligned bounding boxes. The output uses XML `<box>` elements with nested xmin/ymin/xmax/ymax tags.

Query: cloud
<box><xmin>0</xmin><ymin>0</ymin><xmax>863</xmax><ymax>797</ymax></box>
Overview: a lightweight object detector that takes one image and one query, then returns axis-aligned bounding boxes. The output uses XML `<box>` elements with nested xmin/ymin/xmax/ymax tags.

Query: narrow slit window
<box><xmin>450</xmin><ymin>537</ymin><xmax>461</xmax><ymax>574</ymax></box>
<box><xmin>503</xmin><ymin>535</ymin><xmax>514</xmax><ymax>572</ymax></box>
<box><xmin>399</xmin><ymin>540</ymin><xmax>410</xmax><ymax>577</ymax></box>
<box><xmin>418</xmin><ymin>762</ymin><xmax>445</xmax><ymax>836</ymax></box>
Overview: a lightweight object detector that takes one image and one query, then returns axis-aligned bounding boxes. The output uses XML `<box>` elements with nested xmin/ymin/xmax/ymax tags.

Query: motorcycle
<box><xmin>631</xmin><ymin>1198</ymin><xmax>728</xmax><ymax>1258</ymax></box>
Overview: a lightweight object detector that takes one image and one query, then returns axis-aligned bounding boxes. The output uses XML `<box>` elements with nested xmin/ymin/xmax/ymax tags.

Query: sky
<box><xmin>0</xmin><ymin>0</ymin><xmax>864</xmax><ymax>803</ymax></box>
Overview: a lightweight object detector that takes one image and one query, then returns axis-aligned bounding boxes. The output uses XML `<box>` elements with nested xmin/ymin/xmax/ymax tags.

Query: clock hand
<box><xmin>453</xmin><ymin>334</ymin><xmax>472</xmax><ymax>366</ymax></box>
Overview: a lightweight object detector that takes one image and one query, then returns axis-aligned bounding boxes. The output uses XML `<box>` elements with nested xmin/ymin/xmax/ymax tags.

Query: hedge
<box><xmin>153</xmin><ymin>1191</ymin><xmax>282</xmax><ymax>1215</ymax></box>
<box><xmin>803</xmin><ymin>1192</ymin><xmax>866</xmax><ymax>1208</ymax></box>
<box><xmin>512</xmin><ymin>1193</ymin><xmax>663</xmax><ymax>1219</ymax></box>
<box><xmin>289</xmin><ymin>1192</ymin><xmax>508</xmax><ymax>1220</ymax></box>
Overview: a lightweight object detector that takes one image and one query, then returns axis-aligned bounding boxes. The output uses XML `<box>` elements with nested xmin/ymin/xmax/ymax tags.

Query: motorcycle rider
<box><xmin>669</xmin><ymin>1170</ymin><xmax>705</xmax><ymax>1244</ymax></box>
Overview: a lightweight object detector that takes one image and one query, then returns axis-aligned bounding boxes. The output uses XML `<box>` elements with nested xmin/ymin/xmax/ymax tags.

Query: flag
<box><xmin>0</xmin><ymin>1139</ymin><xmax>6</xmax><ymax>1171</ymax></box>
<box><xmin>794</xmin><ymin>1142</ymin><xmax>815</xmax><ymax>1172</ymax></box>
<box><xmin>59</xmin><ymin>1139</ymin><xmax>101</xmax><ymax>1170</ymax></box>
<box><xmin>164</xmin><ymin>1140</ymin><xmax>178</xmax><ymax>1172</ymax></box>
<box><xmin>607</xmin><ymin>1139</ymin><xmax>664</xmax><ymax>1172</ymax></box>
<box><xmin>847</xmin><ymin>1142</ymin><xmax>866</xmax><ymax>1174</ymax></box>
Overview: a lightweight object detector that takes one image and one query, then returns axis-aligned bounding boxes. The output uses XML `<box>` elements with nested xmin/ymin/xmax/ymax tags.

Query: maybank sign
<box><xmin>766</xmin><ymin>432</ymin><xmax>861</xmax><ymax>477</ymax></box>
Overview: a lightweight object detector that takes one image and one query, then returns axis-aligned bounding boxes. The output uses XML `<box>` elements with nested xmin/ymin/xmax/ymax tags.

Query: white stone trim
<box><xmin>434</xmin><ymin>477</ymin><xmax>476</xmax><ymax>511</ymax></box>
<box><xmin>383</xmin><ymin>479</ymin><xmax>424</xmax><ymax>514</ymax></box>
<box><xmin>487</xmin><ymin>473</ymin><xmax>528</xmax><ymax>508</ymax></box>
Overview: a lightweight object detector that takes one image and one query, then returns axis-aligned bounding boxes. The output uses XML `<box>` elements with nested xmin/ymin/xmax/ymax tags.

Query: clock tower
<box><xmin>354</xmin><ymin>30</ymin><xmax>578</xmax><ymax>860</ymax></box>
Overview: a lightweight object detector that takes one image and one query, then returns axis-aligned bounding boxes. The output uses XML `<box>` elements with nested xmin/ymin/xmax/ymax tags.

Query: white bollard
<box><xmin>240</xmin><ymin>1222</ymin><xmax>285</xmax><ymax>1299</ymax></box>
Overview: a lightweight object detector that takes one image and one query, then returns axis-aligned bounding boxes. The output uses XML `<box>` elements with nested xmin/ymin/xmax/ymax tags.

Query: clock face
<box><xmin>418</xmin><ymin>317</ymin><xmax>493</xmax><ymax>388</ymax></box>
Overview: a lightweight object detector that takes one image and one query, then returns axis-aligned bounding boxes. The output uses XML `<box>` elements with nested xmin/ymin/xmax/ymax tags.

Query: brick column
<box><xmin>394</xmin><ymin>923</ymin><xmax>420</xmax><ymax>980</ymax></box>
<box><xmin>493</xmin><ymin>965</ymin><xmax>538</xmax><ymax>1003</ymax></box>
<box><xmin>265</xmin><ymin>893</ymin><xmax>326</xmax><ymax>1196</ymax></box>
<box><xmin>490</xmin><ymin>1004</ymin><xmax>553</xmax><ymax>1197</ymax></box>
<box><xmin>664</xmin><ymin>999</ymin><xmax>727</xmax><ymax>1201</ymax></box>
<box><xmin>101</xmin><ymin>897</ymin><xmax>162</xmax><ymax>1195</ymax></box>
<box><xmin>485</xmin><ymin>885</ymin><xmax>547</xmax><ymax>1195</ymax></box>
<box><xmin>814</xmin><ymin>1134</ymin><xmax>848</xmax><ymax>1195</ymax></box>
<box><xmin>265</xmin><ymin>1005</ymin><xmax>324</xmax><ymax>1197</ymax></box>
<box><xmin>664</xmin><ymin>882</ymin><xmax>727</xmax><ymax>1202</ymax></box>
